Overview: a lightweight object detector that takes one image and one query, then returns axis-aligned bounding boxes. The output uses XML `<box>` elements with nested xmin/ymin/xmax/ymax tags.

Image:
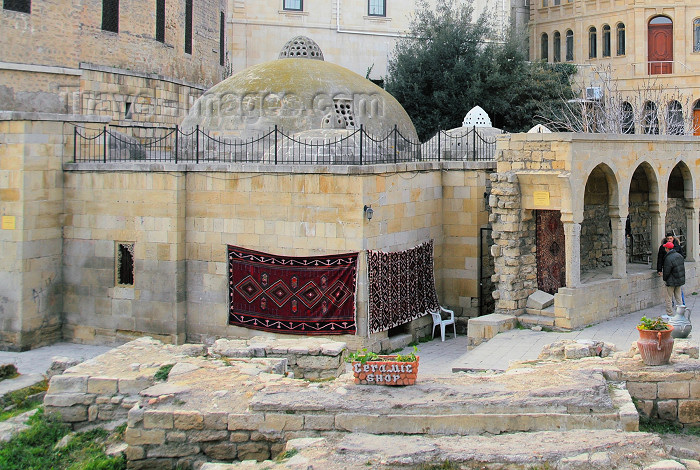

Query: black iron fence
<box><xmin>72</xmin><ymin>124</ymin><xmax>500</xmax><ymax>165</ymax></box>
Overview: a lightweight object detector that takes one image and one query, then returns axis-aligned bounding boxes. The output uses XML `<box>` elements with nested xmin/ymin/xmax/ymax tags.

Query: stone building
<box><xmin>490</xmin><ymin>132</ymin><xmax>699</xmax><ymax>328</ymax></box>
<box><xmin>0</xmin><ymin>41</ymin><xmax>495</xmax><ymax>351</ymax></box>
<box><xmin>0</xmin><ymin>0</ymin><xmax>227</xmax><ymax>124</ymax></box>
<box><xmin>529</xmin><ymin>0</ymin><xmax>700</xmax><ymax>133</ymax></box>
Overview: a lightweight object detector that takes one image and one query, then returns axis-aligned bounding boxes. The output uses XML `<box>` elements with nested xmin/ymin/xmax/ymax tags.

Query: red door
<box><xmin>694</xmin><ymin>108</ymin><xmax>700</xmax><ymax>136</ymax></box>
<box><xmin>648</xmin><ymin>19</ymin><xmax>673</xmax><ymax>74</ymax></box>
<box><xmin>536</xmin><ymin>210</ymin><xmax>566</xmax><ymax>295</ymax></box>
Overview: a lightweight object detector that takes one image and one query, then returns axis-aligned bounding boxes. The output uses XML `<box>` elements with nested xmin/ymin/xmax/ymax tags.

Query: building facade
<box><xmin>529</xmin><ymin>0</ymin><xmax>700</xmax><ymax>133</ymax></box>
<box><xmin>0</xmin><ymin>0</ymin><xmax>227</xmax><ymax>124</ymax></box>
<box><xmin>228</xmin><ymin>0</ymin><xmax>513</xmax><ymax>82</ymax></box>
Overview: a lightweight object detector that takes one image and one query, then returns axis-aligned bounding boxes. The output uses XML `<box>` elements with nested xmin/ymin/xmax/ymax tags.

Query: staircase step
<box><xmin>519</xmin><ymin>313</ymin><xmax>556</xmax><ymax>327</ymax></box>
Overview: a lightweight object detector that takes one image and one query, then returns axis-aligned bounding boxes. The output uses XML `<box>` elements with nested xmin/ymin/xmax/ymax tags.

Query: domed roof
<box><xmin>278</xmin><ymin>36</ymin><xmax>324</xmax><ymax>61</ymax></box>
<box><xmin>181</xmin><ymin>58</ymin><xmax>418</xmax><ymax>140</ymax></box>
<box><xmin>462</xmin><ymin>106</ymin><xmax>492</xmax><ymax>127</ymax></box>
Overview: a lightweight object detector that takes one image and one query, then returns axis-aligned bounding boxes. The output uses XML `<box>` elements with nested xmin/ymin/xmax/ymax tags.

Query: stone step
<box><xmin>467</xmin><ymin>313</ymin><xmax>517</xmax><ymax>349</ymax></box>
<box><xmin>519</xmin><ymin>313</ymin><xmax>556</xmax><ymax>327</ymax></box>
<box><xmin>249</xmin><ymin>366</ymin><xmax>638</xmax><ymax>436</ymax></box>
<box><xmin>385</xmin><ymin>333</ymin><xmax>412</xmax><ymax>353</ymax></box>
<box><xmin>200</xmin><ymin>430</ymin><xmax>695</xmax><ymax>470</ymax></box>
<box><xmin>525</xmin><ymin>304</ymin><xmax>556</xmax><ymax>318</ymax></box>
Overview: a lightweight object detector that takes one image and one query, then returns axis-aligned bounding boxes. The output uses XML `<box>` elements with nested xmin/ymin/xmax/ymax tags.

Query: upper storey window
<box><xmin>541</xmin><ymin>33</ymin><xmax>549</xmax><ymax>62</ymax></box>
<box><xmin>617</xmin><ymin>23</ymin><xmax>626</xmax><ymax>55</ymax></box>
<box><xmin>156</xmin><ymin>0</ymin><xmax>165</xmax><ymax>43</ymax></box>
<box><xmin>694</xmin><ymin>19</ymin><xmax>700</xmax><ymax>52</ymax></box>
<box><xmin>602</xmin><ymin>25</ymin><xmax>611</xmax><ymax>57</ymax></box>
<box><xmin>368</xmin><ymin>0</ymin><xmax>386</xmax><ymax>17</ymax></box>
<box><xmin>185</xmin><ymin>0</ymin><xmax>193</xmax><ymax>54</ymax></box>
<box><xmin>553</xmin><ymin>31</ymin><xmax>561</xmax><ymax>62</ymax></box>
<box><xmin>566</xmin><ymin>29</ymin><xmax>574</xmax><ymax>61</ymax></box>
<box><xmin>648</xmin><ymin>16</ymin><xmax>673</xmax><ymax>74</ymax></box>
<box><xmin>102</xmin><ymin>0</ymin><xmax>119</xmax><ymax>33</ymax></box>
<box><xmin>3</xmin><ymin>0</ymin><xmax>31</xmax><ymax>13</ymax></box>
<box><xmin>284</xmin><ymin>0</ymin><xmax>302</xmax><ymax>11</ymax></box>
<box><xmin>588</xmin><ymin>27</ymin><xmax>597</xmax><ymax>58</ymax></box>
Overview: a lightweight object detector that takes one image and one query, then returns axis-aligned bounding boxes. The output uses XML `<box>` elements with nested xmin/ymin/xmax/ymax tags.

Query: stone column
<box><xmin>685</xmin><ymin>203</ymin><xmax>699</xmax><ymax>262</ymax></box>
<box><xmin>610</xmin><ymin>215</ymin><xmax>628</xmax><ymax>279</ymax></box>
<box><xmin>649</xmin><ymin>202</ymin><xmax>664</xmax><ymax>262</ymax></box>
<box><xmin>562</xmin><ymin>219</ymin><xmax>581</xmax><ymax>288</ymax></box>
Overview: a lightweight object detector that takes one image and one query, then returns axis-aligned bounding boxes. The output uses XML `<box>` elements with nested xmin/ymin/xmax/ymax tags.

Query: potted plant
<box><xmin>636</xmin><ymin>316</ymin><xmax>674</xmax><ymax>366</ymax></box>
<box><xmin>346</xmin><ymin>346</ymin><xmax>419</xmax><ymax>386</ymax></box>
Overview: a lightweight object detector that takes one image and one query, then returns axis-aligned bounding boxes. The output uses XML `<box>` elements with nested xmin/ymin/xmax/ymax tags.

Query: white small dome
<box><xmin>527</xmin><ymin>124</ymin><xmax>552</xmax><ymax>133</ymax></box>
<box><xmin>462</xmin><ymin>106</ymin><xmax>492</xmax><ymax>127</ymax></box>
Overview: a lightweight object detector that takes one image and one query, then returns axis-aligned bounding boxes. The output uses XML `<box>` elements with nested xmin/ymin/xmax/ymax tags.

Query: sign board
<box><xmin>533</xmin><ymin>191</ymin><xmax>550</xmax><ymax>207</ymax></box>
<box><xmin>1</xmin><ymin>216</ymin><xmax>15</xmax><ymax>230</ymax></box>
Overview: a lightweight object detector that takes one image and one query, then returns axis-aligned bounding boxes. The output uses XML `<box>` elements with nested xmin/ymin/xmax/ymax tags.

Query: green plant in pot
<box><xmin>636</xmin><ymin>316</ymin><xmax>674</xmax><ymax>366</ymax></box>
<box><xmin>346</xmin><ymin>346</ymin><xmax>419</xmax><ymax>386</ymax></box>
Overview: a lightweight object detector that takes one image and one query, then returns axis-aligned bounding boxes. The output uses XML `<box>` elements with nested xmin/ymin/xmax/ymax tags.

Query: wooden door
<box><xmin>536</xmin><ymin>210</ymin><xmax>566</xmax><ymax>295</ymax></box>
<box><xmin>648</xmin><ymin>22</ymin><xmax>673</xmax><ymax>74</ymax></box>
<box><xmin>693</xmin><ymin>108</ymin><xmax>700</xmax><ymax>136</ymax></box>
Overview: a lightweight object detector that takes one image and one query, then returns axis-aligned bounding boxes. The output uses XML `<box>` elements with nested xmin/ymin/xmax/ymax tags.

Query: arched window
<box><xmin>693</xmin><ymin>100</ymin><xmax>700</xmax><ymax>136</ymax></box>
<box><xmin>643</xmin><ymin>101</ymin><xmax>659</xmax><ymax>134</ymax></box>
<box><xmin>541</xmin><ymin>33</ymin><xmax>549</xmax><ymax>62</ymax></box>
<box><xmin>617</xmin><ymin>23</ymin><xmax>626</xmax><ymax>55</ymax></box>
<box><xmin>602</xmin><ymin>25</ymin><xmax>611</xmax><ymax>57</ymax></box>
<box><xmin>589</xmin><ymin>27</ymin><xmax>597</xmax><ymax>58</ymax></box>
<box><xmin>622</xmin><ymin>101</ymin><xmax>634</xmax><ymax>134</ymax></box>
<box><xmin>668</xmin><ymin>100</ymin><xmax>684</xmax><ymax>135</ymax></box>
<box><xmin>648</xmin><ymin>16</ymin><xmax>673</xmax><ymax>74</ymax></box>
<box><xmin>553</xmin><ymin>31</ymin><xmax>561</xmax><ymax>62</ymax></box>
<box><xmin>694</xmin><ymin>19</ymin><xmax>700</xmax><ymax>52</ymax></box>
<box><xmin>566</xmin><ymin>30</ymin><xmax>574</xmax><ymax>61</ymax></box>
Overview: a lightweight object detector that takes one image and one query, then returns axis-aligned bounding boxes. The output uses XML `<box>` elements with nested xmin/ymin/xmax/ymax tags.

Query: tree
<box><xmin>385</xmin><ymin>0</ymin><xmax>576</xmax><ymax>140</ymax></box>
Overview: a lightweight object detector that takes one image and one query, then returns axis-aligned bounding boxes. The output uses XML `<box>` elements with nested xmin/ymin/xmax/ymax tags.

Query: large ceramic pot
<box><xmin>637</xmin><ymin>326</ymin><xmax>674</xmax><ymax>366</ymax></box>
<box><xmin>351</xmin><ymin>356</ymin><xmax>419</xmax><ymax>386</ymax></box>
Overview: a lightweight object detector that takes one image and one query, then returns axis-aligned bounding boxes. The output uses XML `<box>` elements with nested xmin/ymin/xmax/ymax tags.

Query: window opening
<box><xmin>589</xmin><ymin>27</ymin><xmax>597</xmax><ymax>58</ymax></box>
<box><xmin>102</xmin><ymin>0</ymin><xmax>119</xmax><ymax>33</ymax></box>
<box><xmin>368</xmin><ymin>0</ymin><xmax>386</xmax><ymax>16</ymax></box>
<box><xmin>668</xmin><ymin>101</ymin><xmax>684</xmax><ymax>135</ymax></box>
<box><xmin>602</xmin><ymin>25</ymin><xmax>611</xmax><ymax>57</ymax></box>
<box><xmin>283</xmin><ymin>0</ymin><xmax>302</xmax><ymax>11</ymax></box>
<box><xmin>643</xmin><ymin>101</ymin><xmax>659</xmax><ymax>135</ymax></box>
<box><xmin>565</xmin><ymin>30</ymin><xmax>574</xmax><ymax>61</ymax></box>
<box><xmin>622</xmin><ymin>101</ymin><xmax>634</xmax><ymax>134</ymax></box>
<box><xmin>185</xmin><ymin>0</ymin><xmax>193</xmax><ymax>54</ymax></box>
<box><xmin>116</xmin><ymin>243</ymin><xmax>134</xmax><ymax>286</ymax></box>
<box><xmin>617</xmin><ymin>23</ymin><xmax>626</xmax><ymax>55</ymax></box>
<box><xmin>219</xmin><ymin>11</ymin><xmax>225</xmax><ymax>65</ymax></box>
<box><xmin>541</xmin><ymin>33</ymin><xmax>549</xmax><ymax>62</ymax></box>
<box><xmin>333</xmin><ymin>99</ymin><xmax>356</xmax><ymax>128</ymax></box>
<box><xmin>694</xmin><ymin>19</ymin><xmax>700</xmax><ymax>52</ymax></box>
<box><xmin>553</xmin><ymin>31</ymin><xmax>561</xmax><ymax>62</ymax></box>
<box><xmin>124</xmin><ymin>102</ymin><xmax>132</xmax><ymax>119</ymax></box>
<box><xmin>3</xmin><ymin>0</ymin><xmax>30</xmax><ymax>13</ymax></box>
<box><xmin>156</xmin><ymin>0</ymin><xmax>165</xmax><ymax>43</ymax></box>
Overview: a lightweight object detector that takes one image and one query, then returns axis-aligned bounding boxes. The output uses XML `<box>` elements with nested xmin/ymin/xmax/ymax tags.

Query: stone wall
<box><xmin>0</xmin><ymin>114</ymin><xmax>112</xmax><ymax>350</ymax></box>
<box><xmin>62</xmin><ymin>158</ymin><xmax>492</xmax><ymax>351</ymax></box>
<box><xmin>580</xmin><ymin>204</ymin><xmax>612</xmax><ymax>271</ymax></box>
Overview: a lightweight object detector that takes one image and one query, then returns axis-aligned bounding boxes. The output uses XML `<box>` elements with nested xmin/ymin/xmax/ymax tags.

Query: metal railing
<box><xmin>72</xmin><ymin>124</ymin><xmax>500</xmax><ymax>165</ymax></box>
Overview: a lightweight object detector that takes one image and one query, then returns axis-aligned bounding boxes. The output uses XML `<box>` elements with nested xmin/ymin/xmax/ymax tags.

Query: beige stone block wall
<box><xmin>0</xmin><ymin>118</ymin><xmax>69</xmax><ymax>350</ymax></box>
<box><xmin>63</xmin><ymin>170</ymin><xmax>186</xmax><ymax>345</ymax></box>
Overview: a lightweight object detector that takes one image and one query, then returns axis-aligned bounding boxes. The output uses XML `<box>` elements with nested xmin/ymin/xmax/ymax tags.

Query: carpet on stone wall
<box><xmin>228</xmin><ymin>246</ymin><xmax>358</xmax><ymax>335</ymax></box>
<box><xmin>367</xmin><ymin>240</ymin><xmax>439</xmax><ymax>334</ymax></box>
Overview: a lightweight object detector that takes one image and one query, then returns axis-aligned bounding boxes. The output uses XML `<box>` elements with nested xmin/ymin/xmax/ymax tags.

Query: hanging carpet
<box><xmin>367</xmin><ymin>240</ymin><xmax>439</xmax><ymax>334</ymax></box>
<box><xmin>228</xmin><ymin>246</ymin><xmax>358</xmax><ymax>335</ymax></box>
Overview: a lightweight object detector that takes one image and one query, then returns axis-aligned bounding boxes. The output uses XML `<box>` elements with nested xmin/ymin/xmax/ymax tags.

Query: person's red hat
<box><xmin>664</xmin><ymin>242</ymin><xmax>675</xmax><ymax>249</ymax></box>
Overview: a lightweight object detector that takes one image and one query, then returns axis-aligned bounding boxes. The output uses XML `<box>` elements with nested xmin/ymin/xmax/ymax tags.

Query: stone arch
<box><xmin>665</xmin><ymin>160</ymin><xmax>693</xmax><ymax>245</ymax></box>
<box><xmin>580</xmin><ymin>163</ymin><xmax>619</xmax><ymax>273</ymax></box>
<box><xmin>626</xmin><ymin>161</ymin><xmax>658</xmax><ymax>264</ymax></box>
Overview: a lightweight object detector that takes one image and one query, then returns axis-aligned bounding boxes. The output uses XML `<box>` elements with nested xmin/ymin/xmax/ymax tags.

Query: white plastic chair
<box><xmin>430</xmin><ymin>306</ymin><xmax>456</xmax><ymax>341</ymax></box>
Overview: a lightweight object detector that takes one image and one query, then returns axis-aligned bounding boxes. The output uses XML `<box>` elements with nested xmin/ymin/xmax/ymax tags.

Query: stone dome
<box><xmin>462</xmin><ymin>106</ymin><xmax>492</xmax><ymax>127</ymax></box>
<box><xmin>181</xmin><ymin>58</ymin><xmax>418</xmax><ymax>141</ymax></box>
<box><xmin>278</xmin><ymin>36</ymin><xmax>324</xmax><ymax>61</ymax></box>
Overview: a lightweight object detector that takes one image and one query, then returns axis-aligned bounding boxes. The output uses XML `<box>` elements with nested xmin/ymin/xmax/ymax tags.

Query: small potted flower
<box><xmin>636</xmin><ymin>316</ymin><xmax>674</xmax><ymax>366</ymax></box>
<box><xmin>346</xmin><ymin>346</ymin><xmax>419</xmax><ymax>386</ymax></box>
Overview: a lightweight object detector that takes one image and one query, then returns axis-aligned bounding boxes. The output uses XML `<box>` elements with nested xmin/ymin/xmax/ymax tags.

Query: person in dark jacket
<box><xmin>662</xmin><ymin>241</ymin><xmax>685</xmax><ymax>313</ymax></box>
<box><xmin>656</xmin><ymin>232</ymin><xmax>684</xmax><ymax>274</ymax></box>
